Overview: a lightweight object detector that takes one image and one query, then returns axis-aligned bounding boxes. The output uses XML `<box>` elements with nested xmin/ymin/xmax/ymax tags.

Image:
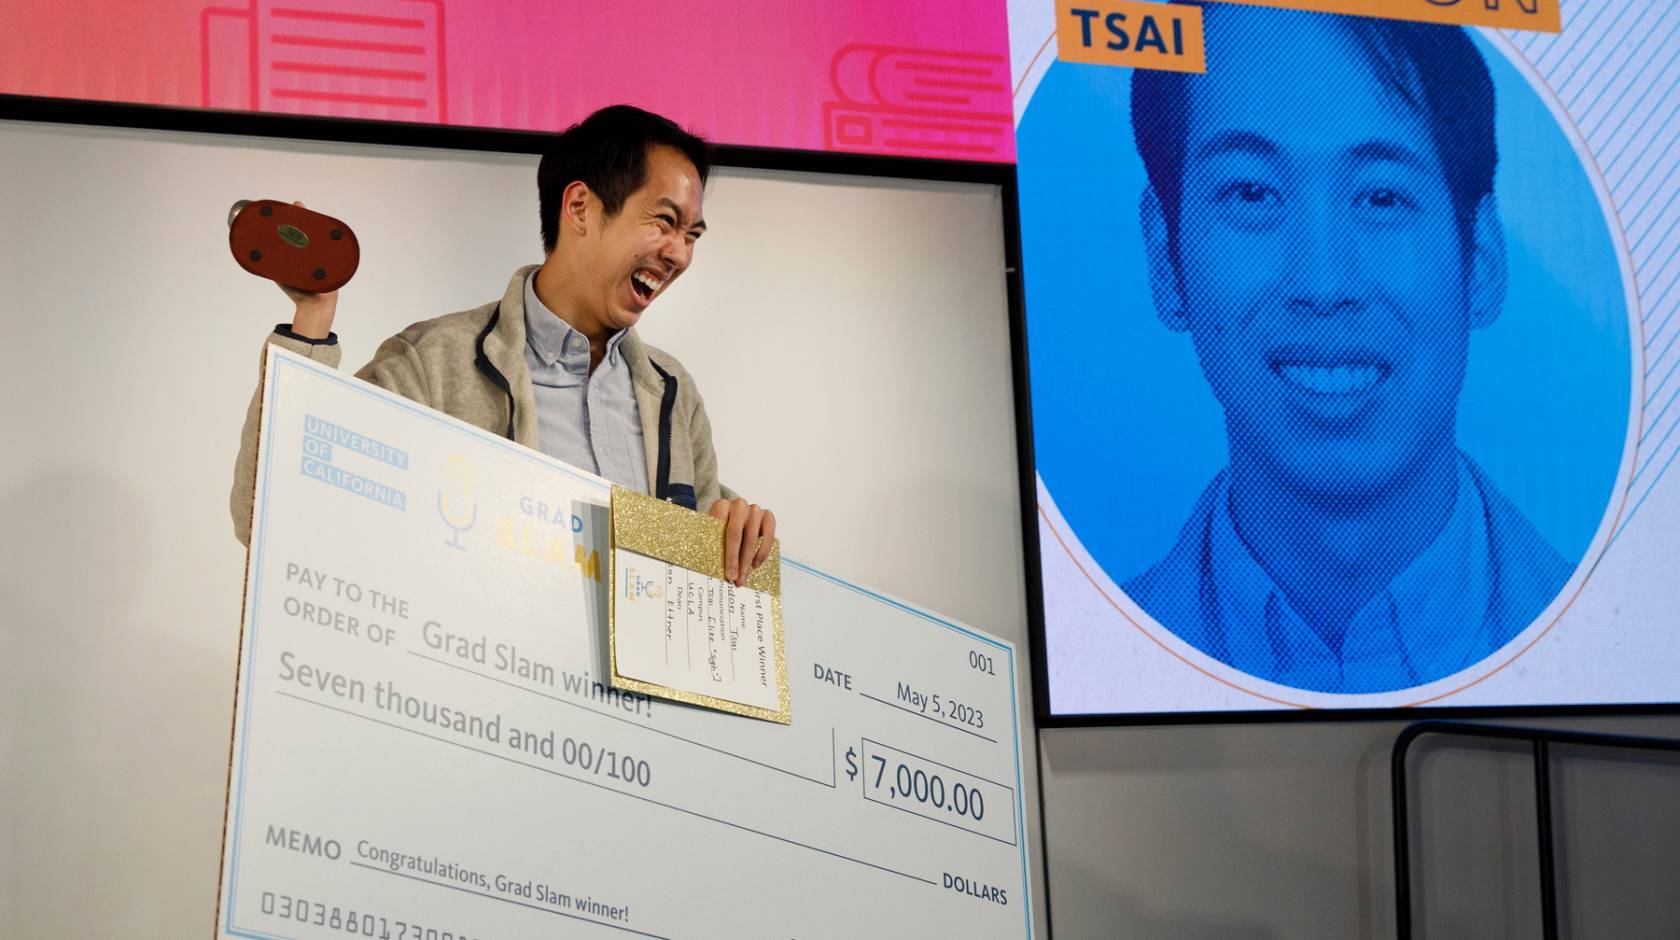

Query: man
<box><xmin>1122</xmin><ymin>6</ymin><xmax>1569</xmax><ymax>693</ymax></box>
<box><xmin>231</xmin><ymin>105</ymin><xmax>775</xmax><ymax>586</ymax></box>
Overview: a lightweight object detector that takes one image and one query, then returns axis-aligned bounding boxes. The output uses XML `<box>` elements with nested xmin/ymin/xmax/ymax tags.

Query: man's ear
<box><xmin>1466</xmin><ymin>193</ymin><xmax>1507</xmax><ymax>330</ymax></box>
<box><xmin>560</xmin><ymin>180</ymin><xmax>595</xmax><ymax>241</ymax></box>
<box><xmin>1141</xmin><ymin>187</ymin><xmax>1188</xmax><ymax>332</ymax></box>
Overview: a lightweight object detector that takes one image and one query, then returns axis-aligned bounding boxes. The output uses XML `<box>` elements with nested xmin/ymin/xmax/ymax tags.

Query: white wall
<box><xmin>0</xmin><ymin>119</ymin><xmax>1043</xmax><ymax>937</ymax></box>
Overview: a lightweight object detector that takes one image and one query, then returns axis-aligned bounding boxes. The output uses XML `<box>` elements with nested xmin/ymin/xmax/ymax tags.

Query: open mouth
<box><xmin>630</xmin><ymin>269</ymin><xmax>665</xmax><ymax>303</ymax></box>
<box><xmin>1268</xmin><ymin>349</ymin><xmax>1391</xmax><ymax>396</ymax></box>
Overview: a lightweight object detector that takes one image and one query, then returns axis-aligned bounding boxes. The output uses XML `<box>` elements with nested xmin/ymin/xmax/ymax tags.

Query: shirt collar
<box><xmin>1203</xmin><ymin>455</ymin><xmax>1493</xmax><ymax>691</ymax></box>
<box><xmin>523</xmin><ymin>270</ymin><xmax>627</xmax><ymax>372</ymax></box>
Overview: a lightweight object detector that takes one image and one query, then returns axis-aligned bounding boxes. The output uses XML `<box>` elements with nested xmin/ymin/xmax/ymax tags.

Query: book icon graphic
<box><xmin>825</xmin><ymin>45</ymin><xmax>1012</xmax><ymax>161</ymax></box>
<box><xmin>202</xmin><ymin>0</ymin><xmax>446</xmax><ymax>123</ymax></box>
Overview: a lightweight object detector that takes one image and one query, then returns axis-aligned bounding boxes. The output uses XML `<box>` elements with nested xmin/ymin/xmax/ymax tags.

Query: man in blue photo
<box><xmin>1122</xmin><ymin>5</ymin><xmax>1571</xmax><ymax>693</ymax></box>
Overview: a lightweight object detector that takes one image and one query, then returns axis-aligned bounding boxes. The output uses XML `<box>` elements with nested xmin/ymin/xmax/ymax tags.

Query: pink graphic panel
<box><xmin>826</xmin><ymin>45</ymin><xmax>1012</xmax><ymax>159</ymax></box>
<box><xmin>203</xmin><ymin>7</ymin><xmax>254</xmax><ymax>110</ymax></box>
<box><xmin>0</xmin><ymin>0</ymin><xmax>1014</xmax><ymax>162</ymax></box>
<box><xmin>251</xmin><ymin>0</ymin><xmax>445</xmax><ymax>122</ymax></box>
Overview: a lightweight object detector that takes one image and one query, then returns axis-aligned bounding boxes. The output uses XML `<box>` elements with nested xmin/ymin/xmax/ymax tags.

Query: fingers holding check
<box><xmin>751</xmin><ymin>505</ymin><xmax>777</xmax><ymax>570</ymax></box>
<box><xmin>708</xmin><ymin>497</ymin><xmax>776</xmax><ymax>587</ymax></box>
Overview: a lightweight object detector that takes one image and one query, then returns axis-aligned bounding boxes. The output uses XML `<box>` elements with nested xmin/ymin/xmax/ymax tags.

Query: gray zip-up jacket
<box><xmin>231</xmin><ymin>265</ymin><xmax>734</xmax><ymax>545</ymax></box>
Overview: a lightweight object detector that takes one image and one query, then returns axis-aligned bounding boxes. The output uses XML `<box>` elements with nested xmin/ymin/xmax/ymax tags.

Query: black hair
<box><xmin>1132</xmin><ymin>2</ymin><xmax>1497</xmax><ymax>261</ymax></box>
<box><xmin>537</xmin><ymin>104</ymin><xmax>714</xmax><ymax>252</ymax></box>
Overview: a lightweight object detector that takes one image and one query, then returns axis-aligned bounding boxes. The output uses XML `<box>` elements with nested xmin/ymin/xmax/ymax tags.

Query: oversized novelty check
<box><xmin>217</xmin><ymin>348</ymin><xmax>1034</xmax><ymax>939</ymax></box>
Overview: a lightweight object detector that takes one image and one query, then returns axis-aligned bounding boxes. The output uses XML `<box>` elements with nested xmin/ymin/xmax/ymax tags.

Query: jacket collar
<box><xmin>485</xmin><ymin>265</ymin><xmax>537</xmax><ymax>373</ymax></box>
<box><xmin>485</xmin><ymin>266</ymin><xmax>670</xmax><ymax>491</ymax></box>
<box><xmin>618</xmin><ymin>329</ymin><xmax>669</xmax><ymax>396</ymax></box>
<box><xmin>477</xmin><ymin>266</ymin><xmax>539</xmax><ymax>446</ymax></box>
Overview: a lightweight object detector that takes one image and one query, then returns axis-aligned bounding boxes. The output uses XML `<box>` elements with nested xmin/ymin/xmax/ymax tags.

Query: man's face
<box><xmin>1157</xmin><ymin>12</ymin><xmax>1488</xmax><ymax>505</ymax></box>
<box><xmin>576</xmin><ymin>144</ymin><xmax>706</xmax><ymax>333</ymax></box>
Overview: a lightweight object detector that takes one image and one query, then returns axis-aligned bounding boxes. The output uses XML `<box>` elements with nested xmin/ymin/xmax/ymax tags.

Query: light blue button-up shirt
<box><xmin>522</xmin><ymin>273</ymin><xmax>648</xmax><ymax>493</ymax></box>
<box><xmin>1126</xmin><ymin>452</ymin><xmax>1573</xmax><ymax>695</ymax></box>
<box><xmin>1204</xmin><ymin>457</ymin><xmax>1492</xmax><ymax>693</ymax></box>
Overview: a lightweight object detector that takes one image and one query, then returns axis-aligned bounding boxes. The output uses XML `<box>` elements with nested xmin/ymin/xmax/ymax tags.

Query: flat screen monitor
<box><xmin>1018</xmin><ymin>4</ymin><xmax>1678</xmax><ymax>720</ymax></box>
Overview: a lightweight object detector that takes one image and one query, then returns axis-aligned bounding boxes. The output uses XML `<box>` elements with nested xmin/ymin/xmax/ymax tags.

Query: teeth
<box><xmin>633</xmin><ymin>272</ymin><xmax>663</xmax><ymax>294</ymax></box>
<box><xmin>1277</xmin><ymin>363</ymin><xmax>1383</xmax><ymax>395</ymax></box>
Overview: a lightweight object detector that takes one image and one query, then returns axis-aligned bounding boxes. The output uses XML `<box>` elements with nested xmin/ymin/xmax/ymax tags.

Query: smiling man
<box><xmin>231</xmin><ymin>106</ymin><xmax>775</xmax><ymax>585</ymax></box>
<box><xmin>1121</xmin><ymin>6</ymin><xmax>1569</xmax><ymax>693</ymax></box>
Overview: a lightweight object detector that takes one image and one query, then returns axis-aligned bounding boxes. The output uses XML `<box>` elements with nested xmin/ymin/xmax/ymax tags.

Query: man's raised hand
<box><xmin>278</xmin><ymin>201</ymin><xmax>339</xmax><ymax>340</ymax></box>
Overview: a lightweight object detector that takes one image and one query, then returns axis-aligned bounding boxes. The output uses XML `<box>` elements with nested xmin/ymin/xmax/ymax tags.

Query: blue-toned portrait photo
<box><xmin>1021</xmin><ymin>3</ymin><xmax>1633</xmax><ymax>695</ymax></box>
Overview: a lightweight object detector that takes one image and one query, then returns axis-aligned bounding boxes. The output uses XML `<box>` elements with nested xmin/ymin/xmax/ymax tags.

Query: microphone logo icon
<box><xmin>436</xmin><ymin>454</ymin><xmax>477</xmax><ymax>550</ymax></box>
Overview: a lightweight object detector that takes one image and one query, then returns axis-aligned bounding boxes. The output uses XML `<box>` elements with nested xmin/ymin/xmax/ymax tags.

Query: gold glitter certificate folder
<box><xmin>609</xmin><ymin>486</ymin><xmax>791</xmax><ymax>724</ymax></box>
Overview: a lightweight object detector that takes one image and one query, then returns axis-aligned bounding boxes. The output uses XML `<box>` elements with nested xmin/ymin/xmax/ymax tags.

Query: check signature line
<box><xmin>348</xmin><ymin>860</ymin><xmax>670</xmax><ymax>939</ymax></box>
<box><xmin>858</xmin><ymin>692</ymin><xmax>999</xmax><ymax>744</ymax></box>
<box><xmin>276</xmin><ymin>690</ymin><xmax>939</xmax><ymax>887</ymax></box>
<box><xmin>407</xmin><ymin>650</ymin><xmax>835</xmax><ymax>788</ymax></box>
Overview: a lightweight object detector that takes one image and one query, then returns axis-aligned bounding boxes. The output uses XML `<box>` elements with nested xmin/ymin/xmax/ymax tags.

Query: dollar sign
<box><xmin>845</xmin><ymin>746</ymin><xmax>858</xmax><ymax>781</ymax></box>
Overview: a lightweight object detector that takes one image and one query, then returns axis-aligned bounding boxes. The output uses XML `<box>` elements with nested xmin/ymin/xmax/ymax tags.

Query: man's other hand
<box><xmin>708</xmin><ymin>498</ymin><xmax>776</xmax><ymax>587</ymax></box>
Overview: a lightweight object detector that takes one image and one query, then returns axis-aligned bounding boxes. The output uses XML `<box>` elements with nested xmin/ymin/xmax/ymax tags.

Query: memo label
<box><xmin>277</xmin><ymin>224</ymin><xmax>309</xmax><ymax>248</ymax></box>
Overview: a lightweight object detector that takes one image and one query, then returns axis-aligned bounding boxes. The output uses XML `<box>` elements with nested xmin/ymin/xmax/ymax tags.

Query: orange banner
<box><xmin>1203</xmin><ymin>0</ymin><xmax>1560</xmax><ymax>33</ymax></box>
<box><xmin>1057</xmin><ymin>0</ymin><xmax>1207</xmax><ymax>73</ymax></box>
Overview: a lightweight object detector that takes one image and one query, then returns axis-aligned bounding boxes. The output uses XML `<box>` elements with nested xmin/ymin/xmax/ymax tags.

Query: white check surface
<box><xmin>219</xmin><ymin>349</ymin><xmax>1034</xmax><ymax>939</ymax></box>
